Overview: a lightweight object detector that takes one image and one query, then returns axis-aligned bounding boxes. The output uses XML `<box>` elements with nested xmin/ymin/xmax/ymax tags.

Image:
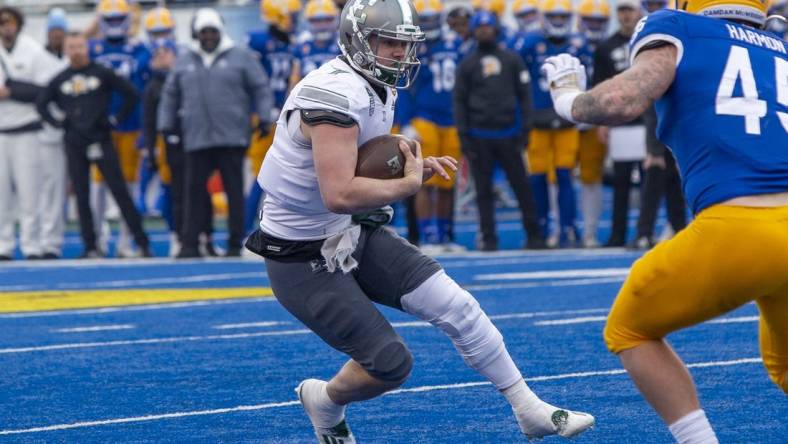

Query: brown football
<box><xmin>355</xmin><ymin>134</ymin><xmax>418</xmax><ymax>179</ymax></box>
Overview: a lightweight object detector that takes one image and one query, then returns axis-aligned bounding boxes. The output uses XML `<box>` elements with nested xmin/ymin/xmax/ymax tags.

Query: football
<box><xmin>355</xmin><ymin>134</ymin><xmax>418</xmax><ymax>179</ymax></box>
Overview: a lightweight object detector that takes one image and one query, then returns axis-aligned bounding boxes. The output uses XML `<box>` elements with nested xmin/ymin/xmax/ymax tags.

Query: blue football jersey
<box><xmin>630</xmin><ymin>10</ymin><xmax>788</xmax><ymax>213</ymax></box>
<box><xmin>247</xmin><ymin>31</ymin><xmax>294</xmax><ymax>110</ymax></box>
<box><xmin>292</xmin><ymin>37</ymin><xmax>340</xmax><ymax>78</ymax></box>
<box><xmin>89</xmin><ymin>39</ymin><xmax>151</xmax><ymax>132</ymax></box>
<box><xmin>408</xmin><ymin>35</ymin><xmax>466</xmax><ymax>126</ymax></box>
<box><xmin>516</xmin><ymin>33</ymin><xmax>593</xmax><ymax>111</ymax></box>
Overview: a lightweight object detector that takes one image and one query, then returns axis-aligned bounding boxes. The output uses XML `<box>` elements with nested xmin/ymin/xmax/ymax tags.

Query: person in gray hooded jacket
<box><xmin>158</xmin><ymin>7</ymin><xmax>273</xmax><ymax>258</ymax></box>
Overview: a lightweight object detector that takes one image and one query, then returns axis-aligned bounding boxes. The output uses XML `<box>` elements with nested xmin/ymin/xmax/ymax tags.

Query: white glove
<box><xmin>541</xmin><ymin>54</ymin><xmax>588</xmax><ymax>123</ymax></box>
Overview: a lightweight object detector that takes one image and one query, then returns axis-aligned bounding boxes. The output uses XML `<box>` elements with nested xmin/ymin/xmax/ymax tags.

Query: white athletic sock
<box><xmin>312</xmin><ymin>381</ymin><xmax>346</xmax><ymax>429</ymax></box>
<box><xmin>668</xmin><ymin>410</ymin><xmax>718</xmax><ymax>444</ymax></box>
<box><xmin>581</xmin><ymin>183</ymin><xmax>602</xmax><ymax>241</ymax></box>
<box><xmin>502</xmin><ymin>379</ymin><xmax>558</xmax><ymax>436</ymax></box>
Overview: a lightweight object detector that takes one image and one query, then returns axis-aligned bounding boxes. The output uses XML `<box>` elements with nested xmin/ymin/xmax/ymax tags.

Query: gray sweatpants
<box><xmin>265</xmin><ymin>225</ymin><xmax>442</xmax><ymax>380</ymax></box>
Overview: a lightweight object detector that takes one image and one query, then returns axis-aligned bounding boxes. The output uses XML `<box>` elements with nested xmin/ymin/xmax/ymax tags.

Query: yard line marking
<box><xmin>0</xmin><ymin>288</ymin><xmax>273</xmax><ymax>313</ymax></box>
<box><xmin>0</xmin><ymin>272</ymin><xmax>266</xmax><ymax>292</ymax></box>
<box><xmin>474</xmin><ymin>268</ymin><xmax>631</xmax><ymax>281</ymax></box>
<box><xmin>0</xmin><ymin>357</ymin><xmax>762</xmax><ymax>436</ymax></box>
<box><xmin>438</xmin><ymin>253</ymin><xmax>639</xmax><ymax>269</ymax></box>
<box><xmin>534</xmin><ymin>316</ymin><xmax>608</xmax><ymax>326</ymax></box>
<box><xmin>534</xmin><ymin>314</ymin><xmax>760</xmax><ymax>327</ymax></box>
<box><xmin>706</xmin><ymin>316</ymin><xmax>759</xmax><ymax>324</ymax></box>
<box><xmin>465</xmin><ymin>276</ymin><xmax>626</xmax><ymax>291</ymax></box>
<box><xmin>212</xmin><ymin>321</ymin><xmax>290</xmax><ymax>330</ymax></box>
<box><xmin>0</xmin><ymin>297</ymin><xmax>275</xmax><ymax>319</ymax></box>
<box><xmin>54</xmin><ymin>324</ymin><xmax>135</xmax><ymax>333</ymax></box>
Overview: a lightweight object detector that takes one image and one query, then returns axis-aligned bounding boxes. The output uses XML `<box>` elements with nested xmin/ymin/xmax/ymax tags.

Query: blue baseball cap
<box><xmin>470</xmin><ymin>10</ymin><xmax>498</xmax><ymax>32</ymax></box>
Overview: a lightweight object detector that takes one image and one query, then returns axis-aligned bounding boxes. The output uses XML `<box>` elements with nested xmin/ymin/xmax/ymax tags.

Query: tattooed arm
<box><xmin>571</xmin><ymin>44</ymin><xmax>677</xmax><ymax>125</ymax></box>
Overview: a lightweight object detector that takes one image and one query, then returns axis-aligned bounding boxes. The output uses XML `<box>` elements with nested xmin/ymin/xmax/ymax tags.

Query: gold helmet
<box><xmin>540</xmin><ymin>0</ymin><xmax>574</xmax><ymax>38</ymax></box>
<box><xmin>261</xmin><ymin>0</ymin><xmax>303</xmax><ymax>32</ymax></box>
<box><xmin>414</xmin><ymin>0</ymin><xmax>444</xmax><ymax>40</ymax></box>
<box><xmin>96</xmin><ymin>0</ymin><xmax>131</xmax><ymax>39</ymax></box>
<box><xmin>143</xmin><ymin>6</ymin><xmax>174</xmax><ymax>39</ymax></box>
<box><xmin>512</xmin><ymin>0</ymin><xmax>541</xmax><ymax>32</ymax></box>
<box><xmin>304</xmin><ymin>0</ymin><xmax>338</xmax><ymax>41</ymax></box>
<box><xmin>675</xmin><ymin>0</ymin><xmax>768</xmax><ymax>26</ymax></box>
<box><xmin>576</xmin><ymin>0</ymin><xmax>609</xmax><ymax>42</ymax></box>
<box><xmin>471</xmin><ymin>0</ymin><xmax>506</xmax><ymax>16</ymax></box>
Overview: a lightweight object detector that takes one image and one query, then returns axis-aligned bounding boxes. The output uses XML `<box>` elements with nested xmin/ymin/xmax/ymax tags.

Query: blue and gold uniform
<box><xmin>245</xmin><ymin>0</ymin><xmax>301</xmax><ymax>233</ymax></box>
<box><xmin>89</xmin><ymin>32</ymin><xmax>150</xmax><ymax>183</ymax></box>
<box><xmin>604</xmin><ymin>9</ymin><xmax>788</xmax><ymax>393</ymax></box>
<box><xmin>516</xmin><ymin>0</ymin><xmax>592</xmax><ymax>244</ymax></box>
<box><xmin>291</xmin><ymin>38</ymin><xmax>339</xmax><ymax>79</ymax></box>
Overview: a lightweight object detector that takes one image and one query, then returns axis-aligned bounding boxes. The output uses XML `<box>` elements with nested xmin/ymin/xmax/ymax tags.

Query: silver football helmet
<box><xmin>338</xmin><ymin>0</ymin><xmax>425</xmax><ymax>89</ymax></box>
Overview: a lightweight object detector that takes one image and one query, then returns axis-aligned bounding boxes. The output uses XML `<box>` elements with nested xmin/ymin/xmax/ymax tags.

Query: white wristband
<box><xmin>554</xmin><ymin>90</ymin><xmax>582</xmax><ymax>124</ymax></box>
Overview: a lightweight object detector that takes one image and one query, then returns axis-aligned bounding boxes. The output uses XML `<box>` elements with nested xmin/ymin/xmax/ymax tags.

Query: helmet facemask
<box><xmin>308</xmin><ymin>15</ymin><xmax>338</xmax><ymax>41</ymax></box>
<box><xmin>516</xmin><ymin>9</ymin><xmax>541</xmax><ymax>32</ymax></box>
<box><xmin>580</xmin><ymin>16</ymin><xmax>609</xmax><ymax>41</ymax></box>
<box><xmin>344</xmin><ymin>24</ymin><xmax>425</xmax><ymax>89</ymax></box>
<box><xmin>543</xmin><ymin>12</ymin><xmax>572</xmax><ymax>38</ymax></box>
<box><xmin>100</xmin><ymin>13</ymin><xmax>130</xmax><ymax>40</ymax></box>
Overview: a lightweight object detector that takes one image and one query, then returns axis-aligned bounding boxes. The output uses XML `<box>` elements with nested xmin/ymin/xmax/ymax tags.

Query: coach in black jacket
<box><xmin>37</xmin><ymin>32</ymin><xmax>150</xmax><ymax>258</ymax></box>
<box><xmin>453</xmin><ymin>11</ymin><xmax>544</xmax><ymax>251</ymax></box>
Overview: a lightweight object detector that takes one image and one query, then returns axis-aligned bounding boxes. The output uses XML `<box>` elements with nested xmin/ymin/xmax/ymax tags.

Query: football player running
<box><xmin>249</xmin><ymin>0</ymin><xmax>595</xmax><ymax>442</ymax></box>
<box><xmin>542</xmin><ymin>0</ymin><xmax>788</xmax><ymax>442</ymax></box>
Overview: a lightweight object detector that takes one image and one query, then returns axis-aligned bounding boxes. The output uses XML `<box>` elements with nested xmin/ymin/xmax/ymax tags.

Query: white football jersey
<box><xmin>258</xmin><ymin>57</ymin><xmax>397</xmax><ymax>240</ymax></box>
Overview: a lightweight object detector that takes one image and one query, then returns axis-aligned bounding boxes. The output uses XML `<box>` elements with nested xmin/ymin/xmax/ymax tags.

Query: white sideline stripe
<box><xmin>534</xmin><ymin>316</ymin><xmax>608</xmax><ymax>326</ymax></box>
<box><xmin>465</xmin><ymin>276</ymin><xmax>626</xmax><ymax>291</ymax></box>
<box><xmin>212</xmin><ymin>321</ymin><xmax>290</xmax><ymax>330</ymax></box>
<box><xmin>0</xmin><ymin>308</ymin><xmax>611</xmax><ymax>354</ymax></box>
<box><xmin>0</xmin><ymin>272</ymin><xmax>265</xmax><ymax>292</ymax></box>
<box><xmin>0</xmin><ymin>357</ymin><xmax>762</xmax><ymax>436</ymax></box>
<box><xmin>474</xmin><ymin>268</ymin><xmax>631</xmax><ymax>281</ymax></box>
<box><xmin>438</xmin><ymin>253</ymin><xmax>639</xmax><ymax>268</ymax></box>
<box><xmin>534</xmin><ymin>315</ymin><xmax>760</xmax><ymax>327</ymax></box>
<box><xmin>54</xmin><ymin>324</ymin><xmax>135</xmax><ymax>333</ymax></box>
<box><xmin>0</xmin><ymin>297</ymin><xmax>276</xmax><ymax>319</ymax></box>
<box><xmin>706</xmin><ymin>316</ymin><xmax>759</xmax><ymax>324</ymax></box>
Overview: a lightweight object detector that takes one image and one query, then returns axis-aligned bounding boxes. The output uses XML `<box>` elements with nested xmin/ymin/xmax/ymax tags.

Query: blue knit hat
<box><xmin>47</xmin><ymin>7</ymin><xmax>68</xmax><ymax>32</ymax></box>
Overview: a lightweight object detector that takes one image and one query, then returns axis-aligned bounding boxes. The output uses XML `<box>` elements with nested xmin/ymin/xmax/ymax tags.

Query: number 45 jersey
<box><xmin>629</xmin><ymin>9</ymin><xmax>788</xmax><ymax>214</ymax></box>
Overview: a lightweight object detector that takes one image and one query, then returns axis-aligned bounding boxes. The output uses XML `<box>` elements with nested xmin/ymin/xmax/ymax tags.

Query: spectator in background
<box><xmin>630</xmin><ymin>0</ymin><xmax>686</xmax><ymax>249</ymax></box>
<box><xmin>0</xmin><ymin>7</ymin><xmax>57</xmax><ymax>260</ymax></box>
<box><xmin>37</xmin><ymin>32</ymin><xmax>151</xmax><ymax>259</ymax></box>
<box><xmin>402</xmin><ymin>0</ymin><xmax>466</xmax><ymax>254</ymax></box>
<box><xmin>37</xmin><ymin>8</ymin><xmax>71</xmax><ymax>259</ymax></box>
<box><xmin>159</xmin><ymin>8</ymin><xmax>273</xmax><ymax>258</ymax></box>
<box><xmin>447</xmin><ymin>5</ymin><xmax>472</xmax><ymax>41</ymax></box>
<box><xmin>89</xmin><ymin>0</ymin><xmax>152</xmax><ymax>258</ymax></box>
<box><xmin>454</xmin><ymin>11</ymin><xmax>544</xmax><ymax>251</ymax></box>
<box><xmin>592</xmin><ymin>0</ymin><xmax>644</xmax><ymax>247</ymax></box>
<box><xmin>142</xmin><ymin>6</ymin><xmax>182</xmax><ymax>257</ymax></box>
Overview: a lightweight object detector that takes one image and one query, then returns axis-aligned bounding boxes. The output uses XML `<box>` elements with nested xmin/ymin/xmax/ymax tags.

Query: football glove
<box><xmin>541</xmin><ymin>54</ymin><xmax>587</xmax><ymax>123</ymax></box>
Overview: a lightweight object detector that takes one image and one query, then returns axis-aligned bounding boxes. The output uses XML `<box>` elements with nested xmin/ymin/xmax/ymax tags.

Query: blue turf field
<box><xmin>1</xmin><ymin>244</ymin><xmax>786</xmax><ymax>443</ymax></box>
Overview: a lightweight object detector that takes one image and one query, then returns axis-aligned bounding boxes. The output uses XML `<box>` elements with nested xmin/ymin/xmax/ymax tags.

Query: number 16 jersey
<box><xmin>629</xmin><ymin>9</ymin><xmax>788</xmax><ymax>214</ymax></box>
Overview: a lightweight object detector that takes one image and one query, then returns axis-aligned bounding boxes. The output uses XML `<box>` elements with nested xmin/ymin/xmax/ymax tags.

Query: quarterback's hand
<box><xmin>423</xmin><ymin>155</ymin><xmax>458</xmax><ymax>182</ymax></box>
<box><xmin>400</xmin><ymin>139</ymin><xmax>424</xmax><ymax>192</ymax></box>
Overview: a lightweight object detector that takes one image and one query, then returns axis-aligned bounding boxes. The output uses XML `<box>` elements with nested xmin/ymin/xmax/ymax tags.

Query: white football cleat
<box><xmin>515</xmin><ymin>407</ymin><xmax>595</xmax><ymax>441</ymax></box>
<box><xmin>296</xmin><ymin>379</ymin><xmax>356</xmax><ymax>444</ymax></box>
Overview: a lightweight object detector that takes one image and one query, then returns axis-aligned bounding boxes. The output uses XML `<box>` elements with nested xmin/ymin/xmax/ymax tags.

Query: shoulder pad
<box><xmin>300</xmin><ymin>109</ymin><xmax>357</xmax><ymax>128</ymax></box>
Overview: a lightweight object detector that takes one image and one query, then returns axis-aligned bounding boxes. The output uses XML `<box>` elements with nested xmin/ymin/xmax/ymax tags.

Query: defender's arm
<box><xmin>571</xmin><ymin>44</ymin><xmax>677</xmax><ymax>125</ymax></box>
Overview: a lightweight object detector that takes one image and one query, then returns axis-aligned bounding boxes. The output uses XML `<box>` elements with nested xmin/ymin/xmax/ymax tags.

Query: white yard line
<box><xmin>474</xmin><ymin>268</ymin><xmax>631</xmax><ymax>281</ymax></box>
<box><xmin>0</xmin><ymin>357</ymin><xmax>762</xmax><ymax>436</ymax></box>
<box><xmin>212</xmin><ymin>321</ymin><xmax>290</xmax><ymax>330</ymax></box>
<box><xmin>534</xmin><ymin>315</ymin><xmax>760</xmax><ymax>327</ymax></box>
<box><xmin>53</xmin><ymin>324</ymin><xmax>135</xmax><ymax>333</ymax></box>
<box><xmin>0</xmin><ymin>272</ymin><xmax>265</xmax><ymax>292</ymax></box>
<box><xmin>465</xmin><ymin>276</ymin><xmax>626</xmax><ymax>291</ymax></box>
